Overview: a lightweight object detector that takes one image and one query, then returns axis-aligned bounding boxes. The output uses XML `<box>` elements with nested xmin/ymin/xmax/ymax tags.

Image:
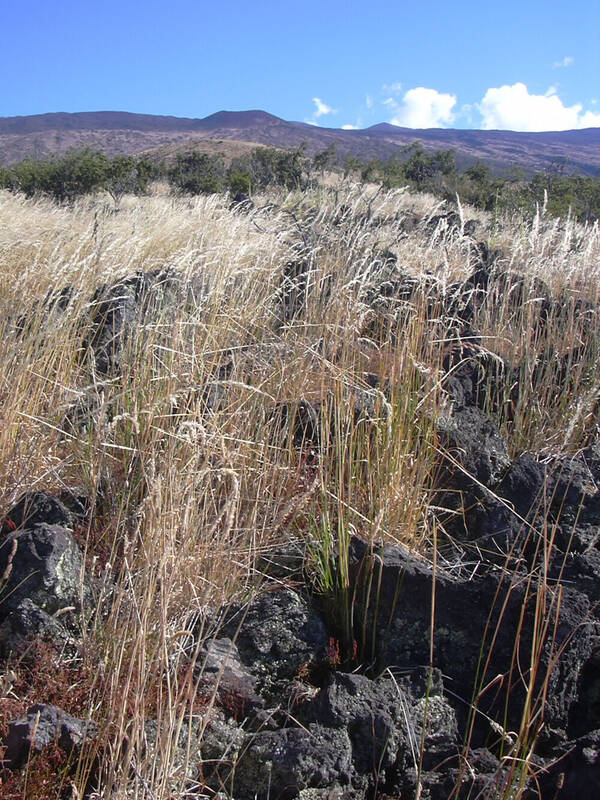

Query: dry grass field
<box><xmin>0</xmin><ymin>183</ymin><xmax>599</xmax><ymax>798</ymax></box>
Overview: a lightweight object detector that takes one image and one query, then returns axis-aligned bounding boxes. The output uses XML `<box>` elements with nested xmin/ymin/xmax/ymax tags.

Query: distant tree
<box><xmin>458</xmin><ymin>162</ymin><xmax>502</xmax><ymax>211</ymax></box>
<box><xmin>533</xmin><ymin>171</ymin><xmax>600</xmax><ymax>222</ymax></box>
<box><xmin>136</xmin><ymin>157</ymin><xmax>157</xmax><ymax>185</ymax></box>
<box><xmin>242</xmin><ymin>148</ymin><xmax>278</xmax><ymax>189</ymax></box>
<box><xmin>312</xmin><ymin>143</ymin><xmax>337</xmax><ymax>176</ymax></box>
<box><xmin>229</xmin><ymin>146</ymin><xmax>309</xmax><ymax>192</ymax></box>
<box><xmin>168</xmin><ymin>152</ymin><xmax>224</xmax><ymax>194</ymax></box>
<box><xmin>431</xmin><ymin>149</ymin><xmax>456</xmax><ymax>176</ymax></box>
<box><xmin>464</xmin><ymin>162</ymin><xmax>491</xmax><ymax>184</ymax></box>
<box><xmin>4</xmin><ymin>149</ymin><xmax>108</xmax><ymax>202</ymax></box>
<box><xmin>403</xmin><ymin>143</ymin><xmax>435</xmax><ymax>184</ymax></box>
<box><xmin>379</xmin><ymin>156</ymin><xmax>405</xmax><ymax>189</ymax></box>
<box><xmin>0</xmin><ymin>165</ymin><xmax>11</xmax><ymax>190</ymax></box>
<box><xmin>342</xmin><ymin>155</ymin><xmax>364</xmax><ymax>179</ymax></box>
<box><xmin>227</xmin><ymin>170</ymin><xmax>251</xmax><ymax>196</ymax></box>
<box><xmin>360</xmin><ymin>159</ymin><xmax>380</xmax><ymax>183</ymax></box>
<box><xmin>44</xmin><ymin>149</ymin><xmax>109</xmax><ymax>202</ymax></box>
<box><xmin>274</xmin><ymin>145</ymin><xmax>308</xmax><ymax>189</ymax></box>
<box><xmin>103</xmin><ymin>155</ymin><xmax>152</xmax><ymax>206</ymax></box>
<box><xmin>6</xmin><ymin>158</ymin><xmax>50</xmax><ymax>197</ymax></box>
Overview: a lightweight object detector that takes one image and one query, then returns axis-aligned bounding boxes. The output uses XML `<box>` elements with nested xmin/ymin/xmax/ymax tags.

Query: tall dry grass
<box><xmin>0</xmin><ymin>183</ymin><xmax>599</xmax><ymax>797</ymax></box>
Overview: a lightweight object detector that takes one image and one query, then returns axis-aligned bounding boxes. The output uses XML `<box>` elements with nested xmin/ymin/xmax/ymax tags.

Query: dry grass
<box><xmin>0</xmin><ymin>183</ymin><xmax>599</xmax><ymax>797</ymax></box>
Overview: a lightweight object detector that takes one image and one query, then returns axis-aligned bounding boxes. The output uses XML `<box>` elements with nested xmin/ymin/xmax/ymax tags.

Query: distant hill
<box><xmin>140</xmin><ymin>137</ymin><xmax>278</xmax><ymax>166</ymax></box>
<box><xmin>1</xmin><ymin>109</ymin><xmax>599</xmax><ymax>176</ymax></box>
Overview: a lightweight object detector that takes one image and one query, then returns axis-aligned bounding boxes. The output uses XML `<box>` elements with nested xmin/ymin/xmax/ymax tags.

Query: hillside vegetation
<box><xmin>2</xmin><ymin>144</ymin><xmax>600</xmax><ymax>223</ymax></box>
<box><xmin>1</xmin><ymin>110</ymin><xmax>600</xmax><ymax>177</ymax></box>
<box><xmin>0</xmin><ymin>180</ymin><xmax>599</xmax><ymax>799</ymax></box>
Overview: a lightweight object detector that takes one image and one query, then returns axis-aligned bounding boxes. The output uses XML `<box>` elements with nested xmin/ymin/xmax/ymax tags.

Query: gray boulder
<box><xmin>84</xmin><ymin>269</ymin><xmax>182</xmax><ymax>374</ymax></box>
<box><xmin>218</xmin><ymin>588</ymin><xmax>330</xmax><ymax>703</ymax></box>
<box><xmin>3</xmin><ymin>703</ymin><xmax>96</xmax><ymax>768</ymax></box>
<box><xmin>436</xmin><ymin>405</ymin><xmax>511</xmax><ymax>491</ymax></box>
<box><xmin>1</xmin><ymin>491</ymin><xmax>73</xmax><ymax>535</ymax></box>
<box><xmin>196</xmin><ymin>636</ymin><xmax>265</xmax><ymax>716</ymax></box>
<box><xmin>0</xmin><ymin>598</ymin><xmax>69</xmax><ymax>658</ymax></box>
<box><xmin>537</xmin><ymin>728</ymin><xmax>600</xmax><ymax>799</ymax></box>
<box><xmin>232</xmin><ymin>724</ymin><xmax>356</xmax><ymax>800</ymax></box>
<box><xmin>195</xmin><ymin>586</ymin><xmax>460</xmax><ymax>799</ymax></box>
<box><xmin>0</xmin><ymin>523</ymin><xmax>85</xmax><ymax>616</ymax></box>
<box><xmin>348</xmin><ymin>537</ymin><xmax>594</xmax><ymax>742</ymax></box>
<box><xmin>462</xmin><ymin>451</ymin><xmax>600</xmax><ymax>568</ymax></box>
<box><xmin>299</xmin><ymin>669</ymin><xmax>458</xmax><ymax>786</ymax></box>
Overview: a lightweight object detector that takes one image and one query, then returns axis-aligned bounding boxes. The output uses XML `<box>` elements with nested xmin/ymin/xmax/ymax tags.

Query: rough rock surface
<box><xmin>217</xmin><ymin>588</ymin><xmax>330</xmax><ymax>704</ymax></box>
<box><xmin>0</xmin><ymin>598</ymin><xmax>69</xmax><ymax>658</ymax></box>
<box><xmin>186</xmin><ymin>530</ymin><xmax>600</xmax><ymax>798</ymax></box>
<box><xmin>436</xmin><ymin>405</ymin><xmax>511</xmax><ymax>491</ymax></box>
<box><xmin>233</xmin><ymin>725</ymin><xmax>356</xmax><ymax>799</ymax></box>
<box><xmin>442</xmin><ymin>344</ymin><xmax>518</xmax><ymax>420</ymax></box>
<box><xmin>84</xmin><ymin>269</ymin><xmax>182</xmax><ymax>374</ymax></box>
<box><xmin>0</xmin><ymin>523</ymin><xmax>85</xmax><ymax>616</ymax></box>
<box><xmin>192</xmin><ymin>589</ymin><xmax>471</xmax><ymax>799</ymax></box>
<box><xmin>349</xmin><ymin>537</ymin><xmax>594</xmax><ymax>740</ymax></box>
<box><xmin>0</xmin><ymin>493</ymin><xmax>90</xmax><ymax>657</ymax></box>
<box><xmin>1</xmin><ymin>491</ymin><xmax>74</xmax><ymax>534</ymax></box>
<box><xmin>3</xmin><ymin>703</ymin><xmax>96</xmax><ymax>768</ymax></box>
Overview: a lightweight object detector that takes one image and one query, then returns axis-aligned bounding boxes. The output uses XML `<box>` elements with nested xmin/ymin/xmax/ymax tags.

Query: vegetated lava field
<box><xmin>0</xmin><ymin>181</ymin><xmax>599</xmax><ymax>799</ymax></box>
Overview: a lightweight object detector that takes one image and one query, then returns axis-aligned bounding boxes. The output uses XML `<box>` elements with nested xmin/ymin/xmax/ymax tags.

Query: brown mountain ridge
<box><xmin>1</xmin><ymin>109</ymin><xmax>599</xmax><ymax>176</ymax></box>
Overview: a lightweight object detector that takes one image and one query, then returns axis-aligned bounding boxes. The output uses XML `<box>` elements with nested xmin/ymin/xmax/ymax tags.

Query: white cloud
<box><xmin>459</xmin><ymin>103</ymin><xmax>475</xmax><ymax>125</ymax></box>
<box><xmin>479</xmin><ymin>82</ymin><xmax>600</xmax><ymax>131</ymax></box>
<box><xmin>388</xmin><ymin>87</ymin><xmax>456</xmax><ymax>128</ymax></box>
<box><xmin>365</xmin><ymin>94</ymin><xmax>374</xmax><ymax>109</ymax></box>
<box><xmin>382</xmin><ymin>82</ymin><xmax>403</xmax><ymax>95</ymax></box>
<box><xmin>305</xmin><ymin>97</ymin><xmax>338</xmax><ymax>126</ymax></box>
<box><xmin>312</xmin><ymin>97</ymin><xmax>337</xmax><ymax>117</ymax></box>
<box><xmin>342</xmin><ymin>124</ymin><xmax>358</xmax><ymax>129</ymax></box>
<box><xmin>580</xmin><ymin>110</ymin><xmax>600</xmax><ymax>127</ymax></box>
<box><xmin>553</xmin><ymin>56</ymin><xmax>574</xmax><ymax>68</ymax></box>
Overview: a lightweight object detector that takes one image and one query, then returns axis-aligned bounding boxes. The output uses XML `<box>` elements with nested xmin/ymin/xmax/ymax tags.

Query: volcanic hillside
<box><xmin>1</xmin><ymin>109</ymin><xmax>600</xmax><ymax>176</ymax></box>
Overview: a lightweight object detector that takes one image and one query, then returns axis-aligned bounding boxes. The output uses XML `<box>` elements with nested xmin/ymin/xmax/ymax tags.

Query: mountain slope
<box><xmin>1</xmin><ymin>110</ymin><xmax>599</xmax><ymax>176</ymax></box>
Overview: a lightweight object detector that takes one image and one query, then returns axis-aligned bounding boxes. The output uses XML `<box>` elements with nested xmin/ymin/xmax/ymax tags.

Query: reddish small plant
<box><xmin>217</xmin><ymin>685</ymin><xmax>247</xmax><ymax>721</ymax></box>
<box><xmin>175</xmin><ymin>663</ymin><xmax>210</xmax><ymax>713</ymax></box>
<box><xmin>326</xmin><ymin>636</ymin><xmax>341</xmax><ymax>667</ymax></box>
<box><xmin>296</xmin><ymin>659</ymin><xmax>315</xmax><ymax>682</ymax></box>
<box><xmin>71</xmin><ymin>518</ymin><xmax>118</xmax><ymax>577</ymax></box>
<box><xmin>0</xmin><ymin>742</ymin><xmax>69</xmax><ymax>799</ymax></box>
<box><xmin>289</xmin><ymin>680</ymin><xmax>317</xmax><ymax>710</ymax></box>
<box><xmin>0</xmin><ymin>640</ymin><xmax>94</xmax><ymax>744</ymax></box>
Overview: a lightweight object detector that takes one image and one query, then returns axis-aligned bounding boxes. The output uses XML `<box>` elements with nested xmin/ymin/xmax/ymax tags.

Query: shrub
<box><xmin>227</xmin><ymin>169</ymin><xmax>251</xmax><ymax>196</ymax></box>
<box><xmin>2</xmin><ymin>149</ymin><xmax>109</xmax><ymax>203</ymax></box>
<box><xmin>229</xmin><ymin>145</ymin><xmax>309</xmax><ymax>191</ymax></box>
<box><xmin>167</xmin><ymin>152</ymin><xmax>224</xmax><ymax>195</ymax></box>
<box><xmin>43</xmin><ymin>149</ymin><xmax>110</xmax><ymax>203</ymax></box>
<box><xmin>104</xmin><ymin>155</ymin><xmax>153</xmax><ymax>206</ymax></box>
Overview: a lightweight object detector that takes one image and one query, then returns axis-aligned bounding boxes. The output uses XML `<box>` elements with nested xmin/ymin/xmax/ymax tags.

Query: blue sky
<box><xmin>2</xmin><ymin>0</ymin><xmax>599</xmax><ymax>131</ymax></box>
